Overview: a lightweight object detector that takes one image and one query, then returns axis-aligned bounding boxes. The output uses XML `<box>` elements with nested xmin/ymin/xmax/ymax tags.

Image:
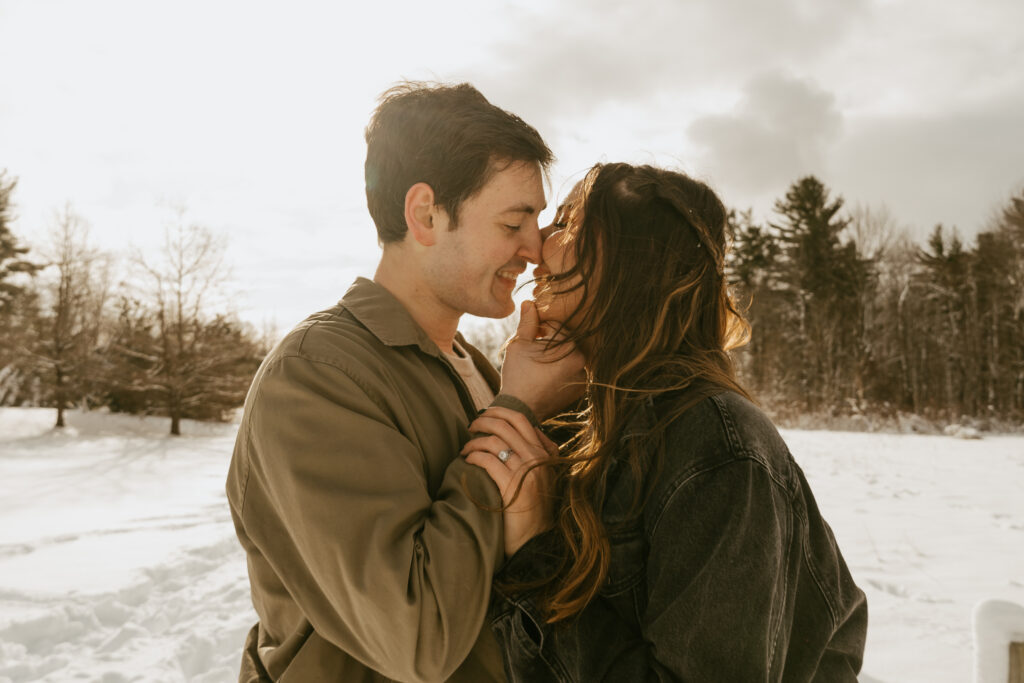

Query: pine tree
<box><xmin>0</xmin><ymin>172</ymin><xmax>40</xmax><ymax>313</ymax></box>
<box><xmin>726</xmin><ymin>209</ymin><xmax>791</xmax><ymax>402</ymax></box>
<box><xmin>0</xmin><ymin>171</ymin><xmax>44</xmax><ymax>406</ymax></box>
<box><xmin>916</xmin><ymin>225</ymin><xmax>975</xmax><ymax>419</ymax></box>
<box><xmin>770</xmin><ymin>177</ymin><xmax>869</xmax><ymax>412</ymax></box>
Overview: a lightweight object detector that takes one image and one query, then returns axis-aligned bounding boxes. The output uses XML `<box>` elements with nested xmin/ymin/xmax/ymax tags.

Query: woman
<box><xmin>462</xmin><ymin>163</ymin><xmax>867</xmax><ymax>682</ymax></box>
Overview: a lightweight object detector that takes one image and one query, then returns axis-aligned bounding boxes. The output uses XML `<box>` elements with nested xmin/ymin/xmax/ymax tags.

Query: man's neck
<box><xmin>373</xmin><ymin>256</ymin><xmax>460</xmax><ymax>354</ymax></box>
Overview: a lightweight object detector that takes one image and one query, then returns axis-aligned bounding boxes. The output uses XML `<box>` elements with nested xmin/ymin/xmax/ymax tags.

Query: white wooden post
<box><xmin>973</xmin><ymin>600</ymin><xmax>1024</xmax><ymax>683</ymax></box>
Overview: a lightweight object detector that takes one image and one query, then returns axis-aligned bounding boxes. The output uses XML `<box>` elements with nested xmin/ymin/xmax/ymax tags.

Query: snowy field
<box><xmin>0</xmin><ymin>407</ymin><xmax>1022</xmax><ymax>683</ymax></box>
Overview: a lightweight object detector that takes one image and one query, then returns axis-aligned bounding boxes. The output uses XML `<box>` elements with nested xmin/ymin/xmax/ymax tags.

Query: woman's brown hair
<box><xmin>519</xmin><ymin>162</ymin><xmax>751</xmax><ymax>623</ymax></box>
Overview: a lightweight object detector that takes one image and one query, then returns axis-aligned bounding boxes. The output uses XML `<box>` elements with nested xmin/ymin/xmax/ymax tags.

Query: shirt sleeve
<box><xmin>487</xmin><ymin>393</ymin><xmax>542</xmax><ymax>429</ymax></box>
<box><xmin>241</xmin><ymin>354</ymin><xmax>504</xmax><ymax>683</ymax></box>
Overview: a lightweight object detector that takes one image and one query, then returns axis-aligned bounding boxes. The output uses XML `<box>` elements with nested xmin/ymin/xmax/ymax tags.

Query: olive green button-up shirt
<box><xmin>226</xmin><ymin>277</ymin><xmax>509</xmax><ymax>682</ymax></box>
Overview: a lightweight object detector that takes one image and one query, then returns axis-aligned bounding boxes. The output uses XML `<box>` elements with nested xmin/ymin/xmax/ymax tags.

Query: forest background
<box><xmin>3</xmin><ymin>168</ymin><xmax>1022</xmax><ymax>434</ymax></box>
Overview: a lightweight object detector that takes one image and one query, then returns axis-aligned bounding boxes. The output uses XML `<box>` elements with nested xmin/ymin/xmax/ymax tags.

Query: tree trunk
<box><xmin>170</xmin><ymin>413</ymin><xmax>181</xmax><ymax>436</ymax></box>
<box><xmin>54</xmin><ymin>367</ymin><xmax>66</xmax><ymax>428</ymax></box>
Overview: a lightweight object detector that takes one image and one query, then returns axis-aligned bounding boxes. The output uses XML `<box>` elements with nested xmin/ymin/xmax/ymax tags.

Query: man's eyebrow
<box><xmin>501</xmin><ymin>202</ymin><xmax>547</xmax><ymax>215</ymax></box>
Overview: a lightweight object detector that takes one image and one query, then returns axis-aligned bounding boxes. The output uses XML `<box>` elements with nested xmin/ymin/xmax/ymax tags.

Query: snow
<box><xmin>0</xmin><ymin>409</ymin><xmax>254</xmax><ymax>682</ymax></box>
<box><xmin>1</xmin><ymin>408</ymin><xmax>1022</xmax><ymax>682</ymax></box>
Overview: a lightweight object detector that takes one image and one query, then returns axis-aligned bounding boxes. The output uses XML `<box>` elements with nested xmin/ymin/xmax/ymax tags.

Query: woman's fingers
<box><xmin>465</xmin><ymin>450</ymin><xmax>513</xmax><ymax>491</ymax></box>
<box><xmin>471</xmin><ymin>406</ymin><xmax>542</xmax><ymax>444</ymax></box>
<box><xmin>471</xmin><ymin>406</ymin><xmax>538</xmax><ymax>436</ymax></box>
<box><xmin>468</xmin><ymin>419</ymin><xmax>536</xmax><ymax>461</ymax></box>
<box><xmin>460</xmin><ymin>434</ymin><xmax>511</xmax><ymax>457</ymax></box>
<box><xmin>535</xmin><ymin>428</ymin><xmax>560</xmax><ymax>458</ymax></box>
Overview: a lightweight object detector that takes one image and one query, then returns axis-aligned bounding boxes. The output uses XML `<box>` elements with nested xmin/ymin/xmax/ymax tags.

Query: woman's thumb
<box><xmin>517</xmin><ymin>300</ymin><xmax>539</xmax><ymax>339</ymax></box>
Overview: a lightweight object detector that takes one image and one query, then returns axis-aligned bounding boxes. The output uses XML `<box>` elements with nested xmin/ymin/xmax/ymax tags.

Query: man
<box><xmin>226</xmin><ymin>82</ymin><xmax>583</xmax><ymax>682</ymax></box>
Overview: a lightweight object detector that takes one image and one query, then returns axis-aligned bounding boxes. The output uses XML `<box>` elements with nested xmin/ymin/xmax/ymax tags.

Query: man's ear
<box><xmin>405</xmin><ymin>183</ymin><xmax>440</xmax><ymax>247</ymax></box>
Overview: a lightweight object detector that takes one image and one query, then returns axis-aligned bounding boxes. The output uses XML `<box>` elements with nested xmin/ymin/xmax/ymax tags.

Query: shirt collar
<box><xmin>339</xmin><ymin>277</ymin><xmax>442</xmax><ymax>357</ymax></box>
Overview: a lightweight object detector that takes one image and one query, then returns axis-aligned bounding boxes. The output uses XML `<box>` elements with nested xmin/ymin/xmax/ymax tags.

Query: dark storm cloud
<box><xmin>687</xmin><ymin>73</ymin><xmax>844</xmax><ymax>194</ymax></box>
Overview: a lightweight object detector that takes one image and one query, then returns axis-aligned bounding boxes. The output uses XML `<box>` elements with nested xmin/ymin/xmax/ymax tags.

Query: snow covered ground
<box><xmin>0</xmin><ymin>407</ymin><xmax>1022</xmax><ymax>682</ymax></box>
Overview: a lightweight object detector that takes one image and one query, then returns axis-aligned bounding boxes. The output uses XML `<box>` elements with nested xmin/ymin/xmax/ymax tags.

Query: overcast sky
<box><xmin>1</xmin><ymin>0</ymin><xmax>1022</xmax><ymax>330</ymax></box>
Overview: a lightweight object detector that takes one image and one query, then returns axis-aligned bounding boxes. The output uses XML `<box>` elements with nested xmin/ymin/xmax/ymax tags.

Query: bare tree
<box><xmin>122</xmin><ymin>211</ymin><xmax>256</xmax><ymax>435</ymax></box>
<box><xmin>35</xmin><ymin>205</ymin><xmax>111</xmax><ymax>427</ymax></box>
<box><xmin>845</xmin><ymin>203</ymin><xmax>901</xmax><ymax>262</ymax></box>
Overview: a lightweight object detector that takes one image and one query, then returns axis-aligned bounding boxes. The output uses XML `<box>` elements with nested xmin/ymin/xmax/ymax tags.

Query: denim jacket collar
<box><xmin>619</xmin><ymin>395</ymin><xmax>657</xmax><ymax>445</ymax></box>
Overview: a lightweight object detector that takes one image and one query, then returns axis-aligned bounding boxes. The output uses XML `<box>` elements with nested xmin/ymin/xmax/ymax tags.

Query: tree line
<box><xmin>727</xmin><ymin>175</ymin><xmax>1024</xmax><ymax>428</ymax></box>
<box><xmin>3</xmin><ymin>167</ymin><xmax>1022</xmax><ymax>433</ymax></box>
<box><xmin>0</xmin><ymin>170</ymin><xmax>266</xmax><ymax>435</ymax></box>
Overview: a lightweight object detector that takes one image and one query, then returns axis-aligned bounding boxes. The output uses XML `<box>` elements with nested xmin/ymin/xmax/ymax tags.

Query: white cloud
<box><xmin>2</xmin><ymin>0</ymin><xmax>1023</xmax><ymax>326</ymax></box>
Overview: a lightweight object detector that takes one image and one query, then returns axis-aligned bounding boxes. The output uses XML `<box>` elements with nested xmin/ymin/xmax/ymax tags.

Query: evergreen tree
<box><xmin>0</xmin><ymin>171</ymin><xmax>44</xmax><ymax>406</ymax></box>
<box><xmin>770</xmin><ymin>176</ymin><xmax>869</xmax><ymax>411</ymax></box>
<box><xmin>104</xmin><ymin>294</ymin><xmax>159</xmax><ymax>415</ymax></box>
<box><xmin>0</xmin><ymin>172</ymin><xmax>40</xmax><ymax>313</ymax></box>
<box><xmin>726</xmin><ymin>209</ymin><xmax>792</xmax><ymax>402</ymax></box>
<box><xmin>915</xmin><ymin>224</ymin><xmax>978</xmax><ymax>418</ymax></box>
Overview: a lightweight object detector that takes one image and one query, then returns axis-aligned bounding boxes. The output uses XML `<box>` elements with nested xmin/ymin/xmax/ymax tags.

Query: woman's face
<box><xmin>532</xmin><ymin>187</ymin><xmax>587</xmax><ymax>329</ymax></box>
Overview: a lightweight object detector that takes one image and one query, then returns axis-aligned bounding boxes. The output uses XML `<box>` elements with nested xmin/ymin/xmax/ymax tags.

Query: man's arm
<box><xmin>240</xmin><ymin>353</ymin><xmax>503</xmax><ymax>683</ymax></box>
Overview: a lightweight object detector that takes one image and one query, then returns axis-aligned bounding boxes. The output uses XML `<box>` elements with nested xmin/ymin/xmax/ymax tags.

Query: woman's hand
<box><xmin>499</xmin><ymin>300</ymin><xmax>586</xmax><ymax>421</ymax></box>
<box><xmin>462</xmin><ymin>406</ymin><xmax>560</xmax><ymax>557</ymax></box>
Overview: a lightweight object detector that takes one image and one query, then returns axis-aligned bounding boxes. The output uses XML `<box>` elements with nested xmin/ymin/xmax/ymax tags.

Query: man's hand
<box><xmin>499</xmin><ymin>300</ymin><xmax>586</xmax><ymax>421</ymax></box>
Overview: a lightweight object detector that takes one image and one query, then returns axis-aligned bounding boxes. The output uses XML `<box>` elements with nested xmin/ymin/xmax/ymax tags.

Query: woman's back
<box><xmin>491</xmin><ymin>391</ymin><xmax>867</xmax><ymax>682</ymax></box>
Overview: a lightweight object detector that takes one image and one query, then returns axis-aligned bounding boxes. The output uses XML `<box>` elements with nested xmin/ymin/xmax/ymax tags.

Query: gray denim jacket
<box><xmin>489</xmin><ymin>391</ymin><xmax>867</xmax><ymax>682</ymax></box>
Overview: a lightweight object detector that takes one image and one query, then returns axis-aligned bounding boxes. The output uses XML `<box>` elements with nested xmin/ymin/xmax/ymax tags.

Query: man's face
<box><xmin>426</xmin><ymin>161</ymin><xmax>546</xmax><ymax>319</ymax></box>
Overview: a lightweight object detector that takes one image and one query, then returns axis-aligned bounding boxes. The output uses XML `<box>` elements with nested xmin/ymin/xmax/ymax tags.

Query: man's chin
<box><xmin>468</xmin><ymin>298</ymin><xmax>516</xmax><ymax>320</ymax></box>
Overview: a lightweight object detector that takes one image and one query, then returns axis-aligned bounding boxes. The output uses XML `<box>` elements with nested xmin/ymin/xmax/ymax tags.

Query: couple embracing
<box><xmin>226</xmin><ymin>81</ymin><xmax>867</xmax><ymax>682</ymax></box>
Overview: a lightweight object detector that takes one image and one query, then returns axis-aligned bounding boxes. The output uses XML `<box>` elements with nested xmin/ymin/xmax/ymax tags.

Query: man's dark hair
<box><xmin>365</xmin><ymin>81</ymin><xmax>553</xmax><ymax>244</ymax></box>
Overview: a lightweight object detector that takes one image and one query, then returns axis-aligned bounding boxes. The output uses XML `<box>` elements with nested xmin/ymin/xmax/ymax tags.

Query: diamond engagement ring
<box><xmin>497</xmin><ymin>449</ymin><xmax>514</xmax><ymax>463</ymax></box>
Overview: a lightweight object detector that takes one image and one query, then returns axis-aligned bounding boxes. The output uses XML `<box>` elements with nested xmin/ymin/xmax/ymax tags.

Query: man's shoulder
<box><xmin>242</xmin><ymin>304</ymin><xmax>403</xmax><ymax>417</ymax></box>
<box><xmin>269</xmin><ymin>303</ymin><xmax>391</xmax><ymax>371</ymax></box>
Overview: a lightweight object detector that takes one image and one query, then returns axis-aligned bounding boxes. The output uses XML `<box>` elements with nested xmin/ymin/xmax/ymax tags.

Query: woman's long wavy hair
<box><xmin>521</xmin><ymin>162</ymin><xmax>752</xmax><ymax>623</ymax></box>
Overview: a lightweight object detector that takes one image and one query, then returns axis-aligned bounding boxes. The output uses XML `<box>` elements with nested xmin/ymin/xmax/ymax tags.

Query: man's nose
<box><xmin>519</xmin><ymin>222</ymin><xmax>543</xmax><ymax>264</ymax></box>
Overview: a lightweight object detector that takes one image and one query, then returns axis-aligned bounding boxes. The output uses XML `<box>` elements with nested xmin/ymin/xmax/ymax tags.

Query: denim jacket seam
<box><xmin>647</xmin><ymin>453</ymin><xmax>786</xmax><ymax>540</ymax></box>
<box><xmin>709</xmin><ymin>392</ymin><xmax>743</xmax><ymax>451</ymax></box>
<box><xmin>709</xmin><ymin>392</ymin><xmax>794</xmax><ymax>483</ymax></box>
<box><xmin>767</xmin><ymin>503</ymin><xmax>797</xmax><ymax>675</ymax></box>
<box><xmin>802</xmin><ymin>537</ymin><xmax>841</xmax><ymax>629</ymax></box>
